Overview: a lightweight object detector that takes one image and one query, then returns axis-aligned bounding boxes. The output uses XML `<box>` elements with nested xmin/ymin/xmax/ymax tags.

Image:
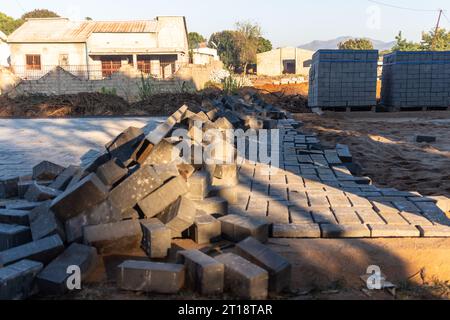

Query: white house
<box><xmin>7</xmin><ymin>16</ymin><xmax>189</xmax><ymax>79</ymax></box>
<box><xmin>0</xmin><ymin>31</ymin><xmax>10</xmax><ymax>67</ymax></box>
<box><xmin>192</xmin><ymin>46</ymin><xmax>219</xmax><ymax>65</ymax></box>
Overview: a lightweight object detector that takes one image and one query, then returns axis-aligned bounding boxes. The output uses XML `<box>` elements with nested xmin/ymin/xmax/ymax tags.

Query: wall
<box><xmin>0</xmin><ymin>41</ymin><xmax>10</xmax><ymax>67</ymax></box>
<box><xmin>7</xmin><ymin>60</ymin><xmax>223</xmax><ymax>101</ymax></box>
<box><xmin>257</xmin><ymin>48</ymin><xmax>314</xmax><ymax>76</ymax></box>
<box><xmin>87</xmin><ymin>33</ymin><xmax>158</xmax><ymax>54</ymax></box>
<box><xmin>157</xmin><ymin>16</ymin><xmax>189</xmax><ymax>63</ymax></box>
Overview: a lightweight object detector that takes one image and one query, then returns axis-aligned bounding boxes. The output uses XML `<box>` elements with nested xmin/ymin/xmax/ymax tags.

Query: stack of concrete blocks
<box><xmin>381</xmin><ymin>51</ymin><xmax>450</xmax><ymax>108</ymax></box>
<box><xmin>0</xmin><ymin>94</ymin><xmax>294</xmax><ymax>300</ymax></box>
<box><xmin>308</xmin><ymin>50</ymin><xmax>378</xmax><ymax>108</ymax></box>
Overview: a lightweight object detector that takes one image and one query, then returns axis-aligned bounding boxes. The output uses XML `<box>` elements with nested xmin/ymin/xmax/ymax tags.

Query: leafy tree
<box><xmin>391</xmin><ymin>31</ymin><xmax>421</xmax><ymax>51</ymax></box>
<box><xmin>421</xmin><ymin>28</ymin><xmax>450</xmax><ymax>51</ymax></box>
<box><xmin>234</xmin><ymin>21</ymin><xmax>262</xmax><ymax>73</ymax></box>
<box><xmin>338</xmin><ymin>38</ymin><xmax>374</xmax><ymax>50</ymax></box>
<box><xmin>21</xmin><ymin>9</ymin><xmax>59</xmax><ymax>20</ymax></box>
<box><xmin>188</xmin><ymin>32</ymin><xmax>206</xmax><ymax>49</ymax></box>
<box><xmin>209</xmin><ymin>30</ymin><xmax>240</xmax><ymax>69</ymax></box>
<box><xmin>0</xmin><ymin>12</ymin><xmax>23</xmax><ymax>35</ymax></box>
<box><xmin>257</xmin><ymin>37</ymin><xmax>272</xmax><ymax>53</ymax></box>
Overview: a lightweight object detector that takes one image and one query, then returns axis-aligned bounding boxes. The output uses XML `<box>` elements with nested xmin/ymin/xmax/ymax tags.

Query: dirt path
<box><xmin>295</xmin><ymin>111</ymin><xmax>450</xmax><ymax>197</ymax></box>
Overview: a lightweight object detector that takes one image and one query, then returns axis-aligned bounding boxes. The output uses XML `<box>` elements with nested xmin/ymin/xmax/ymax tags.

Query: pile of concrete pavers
<box><xmin>0</xmin><ymin>95</ymin><xmax>293</xmax><ymax>300</ymax></box>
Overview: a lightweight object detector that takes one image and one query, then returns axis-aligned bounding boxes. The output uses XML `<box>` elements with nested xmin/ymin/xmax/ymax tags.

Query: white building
<box><xmin>192</xmin><ymin>47</ymin><xmax>219</xmax><ymax>65</ymax></box>
<box><xmin>0</xmin><ymin>31</ymin><xmax>10</xmax><ymax>67</ymax></box>
<box><xmin>7</xmin><ymin>17</ymin><xmax>189</xmax><ymax>79</ymax></box>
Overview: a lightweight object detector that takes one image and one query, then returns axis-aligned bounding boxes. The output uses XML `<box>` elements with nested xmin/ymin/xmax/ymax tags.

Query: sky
<box><xmin>2</xmin><ymin>0</ymin><xmax>450</xmax><ymax>47</ymax></box>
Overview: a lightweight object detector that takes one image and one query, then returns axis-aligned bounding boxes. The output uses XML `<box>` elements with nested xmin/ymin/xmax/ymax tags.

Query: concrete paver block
<box><xmin>50</xmin><ymin>173</ymin><xmax>109</xmax><ymax>222</ymax></box>
<box><xmin>215</xmin><ymin>253</ymin><xmax>268</xmax><ymax>300</ymax></box>
<box><xmin>0</xmin><ymin>235</ymin><xmax>64</xmax><ymax>267</ymax></box>
<box><xmin>321</xmin><ymin>224</ymin><xmax>371</xmax><ymax>238</ymax></box>
<box><xmin>0</xmin><ymin>223</ymin><xmax>32</xmax><ymax>251</ymax></box>
<box><xmin>272</xmin><ymin>224</ymin><xmax>321</xmax><ymax>238</ymax></box>
<box><xmin>138</xmin><ymin>176</ymin><xmax>189</xmax><ymax>219</ymax></box>
<box><xmin>177</xmin><ymin>250</ymin><xmax>224</xmax><ymax>296</ymax></box>
<box><xmin>96</xmin><ymin>158</ymin><xmax>128</xmax><ymax>187</ymax></box>
<box><xmin>192</xmin><ymin>215</ymin><xmax>221</xmax><ymax>245</ymax></box>
<box><xmin>369</xmin><ymin>224</ymin><xmax>421</xmax><ymax>238</ymax></box>
<box><xmin>236</xmin><ymin>237</ymin><xmax>291</xmax><ymax>293</ymax></box>
<box><xmin>140</xmin><ymin>219</ymin><xmax>171</xmax><ymax>259</ymax></box>
<box><xmin>29</xmin><ymin>201</ymin><xmax>65</xmax><ymax>241</ymax></box>
<box><xmin>0</xmin><ymin>260</ymin><xmax>43</xmax><ymax>300</ymax></box>
<box><xmin>117</xmin><ymin>260</ymin><xmax>185</xmax><ymax>294</ymax></box>
<box><xmin>36</xmin><ymin>243</ymin><xmax>98</xmax><ymax>294</ymax></box>
<box><xmin>218</xmin><ymin>214</ymin><xmax>269</xmax><ymax>243</ymax></box>
<box><xmin>157</xmin><ymin>196</ymin><xmax>196</xmax><ymax>237</ymax></box>
<box><xmin>24</xmin><ymin>183</ymin><xmax>61</xmax><ymax>202</ymax></box>
<box><xmin>32</xmin><ymin>161</ymin><xmax>65</xmax><ymax>181</ymax></box>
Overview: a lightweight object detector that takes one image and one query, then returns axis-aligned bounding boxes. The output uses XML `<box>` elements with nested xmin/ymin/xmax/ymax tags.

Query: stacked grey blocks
<box><xmin>381</xmin><ymin>51</ymin><xmax>450</xmax><ymax>108</ymax></box>
<box><xmin>308</xmin><ymin>50</ymin><xmax>378</xmax><ymax>108</ymax></box>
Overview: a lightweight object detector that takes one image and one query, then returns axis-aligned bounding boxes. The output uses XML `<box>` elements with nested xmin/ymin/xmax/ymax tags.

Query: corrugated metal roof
<box><xmin>7</xmin><ymin>18</ymin><xmax>159</xmax><ymax>43</ymax></box>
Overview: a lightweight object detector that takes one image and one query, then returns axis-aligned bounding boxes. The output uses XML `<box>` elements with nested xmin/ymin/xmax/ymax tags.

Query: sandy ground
<box><xmin>295</xmin><ymin>111</ymin><xmax>450</xmax><ymax>197</ymax></box>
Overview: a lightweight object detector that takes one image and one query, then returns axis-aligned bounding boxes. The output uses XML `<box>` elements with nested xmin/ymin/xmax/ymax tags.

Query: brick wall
<box><xmin>7</xmin><ymin>61</ymin><xmax>223</xmax><ymax>102</ymax></box>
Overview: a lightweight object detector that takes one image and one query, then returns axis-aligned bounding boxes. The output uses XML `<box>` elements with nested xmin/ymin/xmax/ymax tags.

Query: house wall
<box><xmin>87</xmin><ymin>33</ymin><xmax>159</xmax><ymax>53</ymax></box>
<box><xmin>157</xmin><ymin>17</ymin><xmax>189</xmax><ymax>63</ymax></box>
<box><xmin>257</xmin><ymin>48</ymin><xmax>314</xmax><ymax>76</ymax></box>
<box><xmin>0</xmin><ymin>41</ymin><xmax>10</xmax><ymax>66</ymax></box>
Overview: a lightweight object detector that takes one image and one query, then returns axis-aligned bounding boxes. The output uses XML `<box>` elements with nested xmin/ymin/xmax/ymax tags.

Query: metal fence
<box><xmin>11</xmin><ymin>62</ymin><xmax>183</xmax><ymax>81</ymax></box>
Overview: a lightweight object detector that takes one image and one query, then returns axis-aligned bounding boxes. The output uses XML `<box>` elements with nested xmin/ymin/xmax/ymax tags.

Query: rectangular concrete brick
<box><xmin>399</xmin><ymin>211</ymin><xmax>434</xmax><ymax>226</ymax></box>
<box><xmin>218</xmin><ymin>214</ymin><xmax>270</xmax><ymax>243</ymax></box>
<box><xmin>267</xmin><ymin>201</ymin><xmax>290</xmax><ymax>224</ymax></box>
<box><xmin>310</xmin><ymin>207</ymin><xmax>337</xmax><ymax>224</ymax></box>
<box><xmin>236</xmin><ymin>237</ymin><xmax>291</xmax><ymax>293</ymax></box>
<box><xmin>0</xmin><ymin>235</ymin><xmax>64</xmax><ymax>267</ymax></box>
<box><xmin>186</xmin><ymin>171</ymin><xmax>210</xmax><ymax>201</ymax></box>
<box><xmin>138</xmin><ymin>176</ymin><xmax>189</xmax><ymax>218</ymax></box>
<box><xmin>177</xmin><ymin>250</ymin><xmax>224</xmax><ymax>296</ymax></box>
<box><xmin>29</xmin><ymin>201</ymin><xmax>65</xmax><ymax>242</ymax></box>
<box><xmin>49</xmin><ymin>165</ymin><xmax>80</xmax><ymax>191</ymax></box>
<box><xmin>192</xmin><ymin>215</ymin><xmax>221</xmax><ymax>245</ymax></box>
<box><xmin>321</xmin><ymin>224</ymin><xmax>371</xmax><ymax>238</ymax></box>
<box><xmin>140</xmin><ymin>219</ymin><xmax>171</xmax><ymax>258</ymax></box>
<box><xmin>117</xmin><ymin>260</ymin><xmax>185</xmax><ymax>294</ymax></box>
<box><xmin>152</xmin><ymin>162</ymin><xmax>180</xmax><ymax>182</ymax></box>
<box><xmin>215</xmin><ymin>253</ymin><xmax>268</xmax><ymax>300</ymax></box>
<box><xmin>0</xmin><ymin>209</ymin><xmax>30</xmax><ymax>226</ymax></box>
<box><xmin>0</xmin><ymin>223</ymin><xmax>32</xmax><ymax>251</ymax></box>
<box><xmin>146</xmin><ymin>105</ymin><xmax>187</xmax><ymax>145</ymax></box>
<box><xmin>36</xmin><ymin>243</ymin><xmax>98</xmax><ymax>294</ymax></box>
<box><xmin>105</xmin><ymin>127</ymin><xmax>145</xmax><ymax>166</ymax></box>
<box><xmin>157</xmin><ymin>196</ymin><xmax>196</xmax><ymax>237</ymax></box>
<box><xmin>142</xmin><ymin>139</ymin><xmax>179</xmax><ymax>166</ymax></box>
<box><xmin>83</xmin><ymin>220</ymin><xmax>141</xmax><ymax>254</ymax></box>
<box><xmin>194</xmin><ymin>197</ymin><xmax>228</xmax><ymax>216</ymax></box>
<box><xmin>0</xmin><ymin>177</ymin><xmax>19</xmax><ymax>199</ymax></box>
<box><xmin>109</xmin><ymin>165</ymin><xmax>164</xmax><ymax>214</ymax></box>
<box><xmin>50</xmin><ymin>173</ymin><xmax>109</xmax><ymax>222</ymax></box>
<box><xmin>272</xmin><ymin>224</ymin><xmax>321</xmax><ymax>238</ymax></box>
<box><xmin>32</xmin><ymin>161</ymin><xmax>65</xmax><ymax>181</ymax></box>
<box><xmin>24</xmin><ymin>183</ymin><xmax>61</xmax><ymax>202</ymax></box>
<box><xmin>369</xmin><ymin>225</ymin><xmax>421</xmax><ymax>238</ymax></box>
<box><xmin>332</xmin><ymin>208</ymin><xmax>363</xmax><ymax>225</ymax></box>
<box><xmin>96</xmin><ymin>158</ymin><xmax>128</xmax><ymax>187</ymax></box>
<box><xmin>64</xmin><ymin>200</ymin><xmax>122</xmax><ymax>243</ymax></box>
<box><xmin>355</xmin><ymin>208</ymin><xmax>386</xmax><ymax>225</ymax></box>
<box><xmin>417</xmin><ymin>225</ymin><xmax>450</xmax><ymax>237</ymax></box>
<box><xmin>0</xmin><ymin>260</ymin><xmax>43</xmax><ymax>300</ymax></box>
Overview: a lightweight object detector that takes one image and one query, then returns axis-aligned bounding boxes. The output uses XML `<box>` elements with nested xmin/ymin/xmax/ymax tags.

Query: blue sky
<box><xmin>2</xmin><ymin>0</ymin><xmax>449</xmax><ymax>46</ymax></box>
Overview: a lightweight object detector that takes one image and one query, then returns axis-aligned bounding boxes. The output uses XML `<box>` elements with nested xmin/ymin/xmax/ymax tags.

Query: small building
<box><xmin>0</xmin><ymin>31</ymin><xmax>10</xmax><ymax>67</ymax></box>
<box><xmin>257</xmin><ymin>47</ymin><xmax>314</xmax><ymax>76</ymax></box>
<box><xmin>192</xmin><ymin>45</ymin><xmax>219</xmax><ymax>65</ymax></box>
<box><xmin>7</xmin><ymin>16</ymin><xmax>189</xmax><ymax>80</ymax></box>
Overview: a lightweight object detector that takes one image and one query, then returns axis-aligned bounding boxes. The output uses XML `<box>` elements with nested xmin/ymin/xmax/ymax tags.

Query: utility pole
<box><xmin>431</xmin><ymin>9</ymin><xmax>443</xmax><ymax>50</ymax></box>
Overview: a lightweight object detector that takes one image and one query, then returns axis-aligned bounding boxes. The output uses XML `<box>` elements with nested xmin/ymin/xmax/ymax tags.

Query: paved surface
<box><xmin>0</xmin><ymin>117</ymin><xmax>164</xmax><ymax>179</ymax></box>
<box><xmin>231</xmin><ymin>119</ymin><xmax>450</xmax><ymax>238</ymax></box>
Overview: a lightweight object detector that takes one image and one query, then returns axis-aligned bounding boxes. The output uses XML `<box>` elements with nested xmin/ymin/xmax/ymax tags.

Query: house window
<box><xmin>137</xmin><ymin>59</ymin><xmax>151</xmax><ymax>74</ymax></box>
<box><xmin>26</xmin><ymin>55</ymin><xmax>41</xmax><ymax>70</ymax></box>
<box><xmin>101</xmin><ymin>56</ymin><xmax>122</xmax><ymax>77</ymax></box>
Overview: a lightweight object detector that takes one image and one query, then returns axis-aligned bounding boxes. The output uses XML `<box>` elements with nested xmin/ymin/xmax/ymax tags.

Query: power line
<box><xmin>367</xmin><ymin>0</ymin><xmax>441</xmax><ymax>13</ymax></box>
<box><xmin>442</xmin><ymin>11</ymin><xmax>450</xmax><ymax>24</ymax></box>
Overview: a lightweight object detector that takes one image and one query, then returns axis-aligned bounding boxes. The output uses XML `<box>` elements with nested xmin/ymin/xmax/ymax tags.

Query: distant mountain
<box><xmin>298</xmin><ymin>36</ymin><xmax>395</xmax><ymax>51</ymax></box>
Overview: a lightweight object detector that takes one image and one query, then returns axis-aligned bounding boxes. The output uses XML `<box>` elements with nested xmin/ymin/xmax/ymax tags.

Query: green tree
<box><xmin>391</xmin><ymin>31</ymin><xmax>421</xmax><ymax>51</ymax></box>
<box><xmin>338</xmin><ymin>38</ymin><xmax>374</xmax><ymax>50</ymax></box>
<box><xmin>188</xmin><ymin>32</ymin><xmax>206</xmax><ymax>49</ymax></box>
<box><xmin>21</xmin><ymin>9</ymin><xmax>59</xmax><ymax>20</ymax></box>
<box><xmin>209</xmin><ymin>30</ymin><xmax>240</xmax><ymax>69</ymax></box>
<box><xmin>234</xmin><ymin>21</ymin><xmax>262</xmax><ymax>73</ymax></box>
<box><xmin>421</xmin><ymin>28</ymin><xmax>450</xmax><ymax>51</ymax></box>
<box><xmin>257</xmin><ymin>37</ymin><xmax>272</xmax><ymax>53</ymax></box>
<box><xmin>0</xmin><ymin>12</ymin><xmax>23</xmax><ymax>35</ymax></box>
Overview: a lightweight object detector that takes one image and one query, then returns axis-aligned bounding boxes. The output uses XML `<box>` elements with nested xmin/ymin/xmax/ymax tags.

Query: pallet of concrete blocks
<box><xmin>381</xmin><ymin>51</ymin><xmax>450</xmax><ymax>109</ymax></box>
<box><xmin>308</xmin><ymin>50</ymin><xmax>379</xmax><ymax>109</ymax></box>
